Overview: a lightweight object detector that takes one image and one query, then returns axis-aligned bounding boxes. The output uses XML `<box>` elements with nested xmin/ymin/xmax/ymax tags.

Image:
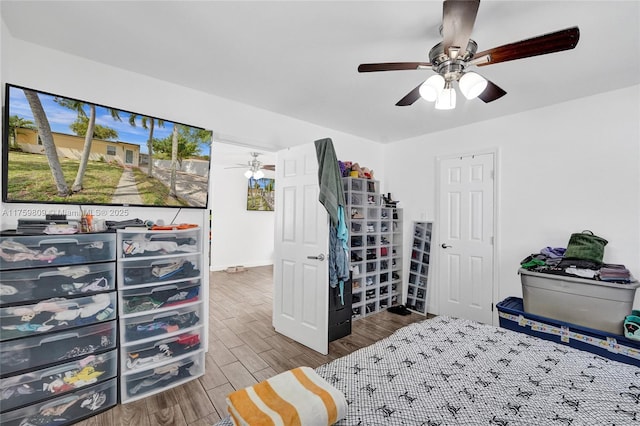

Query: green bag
<box><xmin>564</xmin><ymin>230</ymin><xmax>608</xmax><ymax>265</ymax></box>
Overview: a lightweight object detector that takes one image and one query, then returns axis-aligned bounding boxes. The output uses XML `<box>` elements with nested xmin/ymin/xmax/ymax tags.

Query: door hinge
<box><xmin>491</xmin><ymin>303</ymin><xmax>494</xmax><ymax>312</ymax></box>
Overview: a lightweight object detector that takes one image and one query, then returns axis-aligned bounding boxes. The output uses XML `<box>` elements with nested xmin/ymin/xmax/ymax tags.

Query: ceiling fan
<box><xmin>225</xmin><ymin>152</ymin><xmax>275</xmax><ymax>179</ymax></box>
<box><xmin>358</xmin><ymin>0</ymin><xmax>580</xmax><ymax>109</ymax></box>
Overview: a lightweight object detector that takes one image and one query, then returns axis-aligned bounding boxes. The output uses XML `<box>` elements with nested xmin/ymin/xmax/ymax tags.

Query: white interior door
<box><xmin>273</xmin><ymin>143</ymin><xmax>330</xmax><ymax>354</ymax></box>
<box><xmin>437</xmin><ymin>152</ymin><xmax>495</xmax><ymax>324</ymax></box>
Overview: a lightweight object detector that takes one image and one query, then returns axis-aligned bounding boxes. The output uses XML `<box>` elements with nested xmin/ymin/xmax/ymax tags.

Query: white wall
<box><xmin>385</xmin><ymin>85</ymin><xmax>640</xmax><ymax>313</ymax></box>
<box><xmin>0</xmin><ymin>26</ymin><xmax>386</xmax><ymax>268</ymax></box>
<box><xmin>209</xmin><ymin>165</ymin><xmax>276</xmax><ymax>270</ymax></box>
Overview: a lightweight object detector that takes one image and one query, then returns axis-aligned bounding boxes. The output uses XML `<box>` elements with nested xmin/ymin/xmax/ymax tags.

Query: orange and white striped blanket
<box><xmin>226</xmin><ymin>366</ymin><xmax>347</xmax><ymax>426</ymax></box>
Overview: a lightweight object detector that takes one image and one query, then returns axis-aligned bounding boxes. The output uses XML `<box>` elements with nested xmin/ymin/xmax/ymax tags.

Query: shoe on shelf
<box><xmin>351</xmin><ymin>210</ymin><xmax>364</xmax><ymax>219</ymax></box>
<box><xmin>351</xmin><ymin>252</ymin><xmax>363</xmax><ymax>262</ymax></box>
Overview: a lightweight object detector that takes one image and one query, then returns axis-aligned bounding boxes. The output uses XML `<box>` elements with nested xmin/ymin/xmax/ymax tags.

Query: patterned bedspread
<box><xmin>216</xmin><ymin>316</ymin><xmax>640</xmax><ymax>425</ymax></box>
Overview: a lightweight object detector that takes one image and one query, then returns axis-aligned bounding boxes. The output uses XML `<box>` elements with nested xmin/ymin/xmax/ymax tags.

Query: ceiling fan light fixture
<box><xmin>254</xmin><ymin>169</ymin><xmax>265</xmax><ymax>179</ymax></box>
<box><xmin>244</xmin><ymin>169</ymin><xmax>254</xmax><ymax>179</ymax></box>
<box><xmin>459</xmin><ymin>71</ymin><xmax>488</xmax><ymax>100</ymax></box>
<box><xmin>419</xmin><ymin>74</ymin><xmax>445</xmax><ymax>102</ymax></box>
<box><xmin>435</xmin><ymin>84</ymin><xmax>456</xmax><ymax>110</ymax></box>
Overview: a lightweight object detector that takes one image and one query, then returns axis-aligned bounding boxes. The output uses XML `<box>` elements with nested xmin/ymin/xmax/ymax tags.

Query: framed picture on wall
<box><xmin>247</xmin><ymin>177</ymin><xmax>275</xmax><ymax>211</ymax></box>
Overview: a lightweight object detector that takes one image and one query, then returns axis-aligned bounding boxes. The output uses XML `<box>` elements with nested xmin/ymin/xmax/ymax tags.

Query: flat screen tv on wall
<box><xmin>2</xmin><ymin>83</ymin><xmax>212</xmax><ymax>209</ymax></box>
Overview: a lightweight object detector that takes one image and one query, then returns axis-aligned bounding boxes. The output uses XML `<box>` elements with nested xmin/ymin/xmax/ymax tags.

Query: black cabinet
<box><xmin>328</xmin><ymin>275</ymin><xmax>352</xmax><ymax>342</ymax></box>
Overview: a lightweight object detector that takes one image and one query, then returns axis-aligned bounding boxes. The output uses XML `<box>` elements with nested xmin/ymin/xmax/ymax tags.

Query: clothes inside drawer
<box><xmin>0</xmin><ymin>234</ymin><xmax>116</xmax><ymax>270</ymax></box>
<box><xmin>119</xmin><ymin>229</ymin><xmax>201</xmax><ymax>258</ymax></box>
<box><xmin>0</xmin><ymin>378</ymin><xmax>117</xmax><ymax>426</ymax></box>
<box><xmin>121</xmin><ymin>280</ymin><xmax>201</xmax><ymax>315</ymax></box>
<box><xmin>0</xmin><ymin>320</ymin><xmax>116</xmax><ymax>377</ymax></box>
<box><xmin>0</xmin><ymin>292</ymin><xmax>116</xmax><ymax>341</ymax></box>
<box><xmin>0</xmin><ymin>262</ymin><xmax>116</xmax><ymax>307</ymax></box>
<box><xmin>122</xmin><ymin>304</ymin><xmax>202</xmax><ymax>343</ymax></box>
<box><xmin>122</xmin><ymin>352</ymin><xmax>203</xmax><ymax>402</ymax></box>
<box><xmin>119</xmin><ymin>254</ymin><xmax>201</xmax><ymax>287</ymax></box>
<box><xmin>121</xmin><ymin>327</ymin><xmax>203</xmax><ymax>372</ymax></box>
<box><xmin>0</xmin><ymin>349</ymin><xmax>117</xmax><ymax>413</ymax></box>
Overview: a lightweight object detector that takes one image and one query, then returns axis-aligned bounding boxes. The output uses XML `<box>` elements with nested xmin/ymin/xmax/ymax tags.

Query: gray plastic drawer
<box><xmin>121</xmin><ymin>327</ymin><xmax>203</xmax><ymax>372</ymax></box>
<box><xmin>0</xmin><ymin>262</ymin><xmax>115</xmax><ymax>307</ymax></box>
<box><xmin>0</xmin><ymin>320</ymin><xmax>117</xmax><ymax>376</ymax></box>
<box><xmin>122</xmin><ymin>351</ymin><xmax>204</xmax><ymax>403</ymax></box>
<box><xmin>0</xmin><ymin>234</ymin><xmax>116</xmax><ymax>270</ymax></box>
<box><xmin>0</xmin><ymin>292</ymin><xmax>116</xmax><ymax>341</ymax></box>
<box><xmin>118</xmin><ymin>228</ymin><xmax>201</xmax><ymax>259</ymax></box>
<box><xmin>120</xmin><ymin>279</ymin><xmax>201</xmax><ymax>315</ymax></box>
<box><xmin>121</xmin><ymin>303</ymin><xmax>202</xmax><ymax>344</ymax></box>
<box><xmin>0</xmin><ymin>377</ymin><xmax>117</xmax><ymax>425</ymax></box>
<box><xmin>0</xmin><ymin>349</ymin><xmax>117</xmax><ymax>412</ymax></box>
<box><xmin>118</xmin><ymin>253</ymin><xmax>202</xmax><ymax>287</ymax></box>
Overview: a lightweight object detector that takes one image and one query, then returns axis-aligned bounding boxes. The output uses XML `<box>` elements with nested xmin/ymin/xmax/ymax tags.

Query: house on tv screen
<box><xmin>12</xmin><ymin>127</ymin><xmax>140</xmax><ymax>167</ymax></box>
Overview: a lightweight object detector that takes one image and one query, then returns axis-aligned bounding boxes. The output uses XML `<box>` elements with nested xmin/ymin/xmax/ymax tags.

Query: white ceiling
<box><xmin>2</xmin><ymin>0</ymin><xmax>639</xmax><ymax>154</ymax></box>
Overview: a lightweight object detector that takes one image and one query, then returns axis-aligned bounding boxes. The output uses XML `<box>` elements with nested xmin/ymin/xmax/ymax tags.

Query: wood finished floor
<box><xmin>78</xmin><ymin>265</ymin><xmax>427</xmax><ymax>426</ymax></box>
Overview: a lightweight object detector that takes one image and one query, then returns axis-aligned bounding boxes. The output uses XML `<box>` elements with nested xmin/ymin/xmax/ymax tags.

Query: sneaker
<box><xmin>351</xmin><ymin>252</ymin><xmax>363</xmax><ymax>262</ymax></box>
<box><xmin>351</xmin><ymin>210</ymin><xmax>364</xmax><ymax>219</ymax></box>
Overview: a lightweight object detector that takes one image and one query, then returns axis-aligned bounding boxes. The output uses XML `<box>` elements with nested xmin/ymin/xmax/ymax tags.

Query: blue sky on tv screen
<box><xmin>9</xmin><ymin>86</ymin><xmax>211</xmax><ymax>156</ymax></box>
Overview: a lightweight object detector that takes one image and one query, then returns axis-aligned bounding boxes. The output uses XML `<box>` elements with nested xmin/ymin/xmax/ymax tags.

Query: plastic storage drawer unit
<box><xmin>120</xmin><ymin>279</ymin><xmax>201</xmax><ymax>315</ymax></box>
<box><xmin>0</xmin><ymin>293</ymin><xmax>116</xmax><ymax>341</ymax></box>
<box><xmin>121</xmin><ymin>304</ymin><xmax>202</xmax><ymax>343</ymax></box>
<box><xmin>497</xmin><ymin>296</ymin><xmax>640</xmax><ymax>367</ymax></box>
<box><xmin>0</xmin><ymin>262</ymin><xmax>115</xmax><ymax>306</ymax></box>
<box><xmin>0</xmin><ymin>320</ymin><xmax>117</xmax><ymax>377</ymax></box>
<box><xmin>0</xmin><ymin>234</ymin><xmax>116</xmax><ymax>270</ymax></box>
<box><xmin>122</xmin><ymin>352</ymin><xmax>204</xmax><ymax>402</ymax></box>
<box><xmin>0</xmin><ymin>349</ymin><xmax>117</xmax><ymax>412</ymax></box>
<box><xmin>0</xmin><ymin>377</ymin><xmax>117</xmax><ymax>426</ymax></box>
<box><xmin>519</xmin><ymin>268</ymin><xmax>639</xmax><ymax>334</ymax></box>
<box><xmin>121</xmin><ymin>327</ymin><xmax>204</xmax><ymax>372</ymax></box>
<box><xmin>118</xmin><ymin>253</ymin><xmax>202</xmax><ymax>287</ymax></box>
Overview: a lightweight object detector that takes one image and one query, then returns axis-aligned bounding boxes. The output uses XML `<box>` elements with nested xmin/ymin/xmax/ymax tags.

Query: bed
<box><xmin>218</xmin><ymin>316</ymin><xmax>640</xmax><ymax>425</ymax></box>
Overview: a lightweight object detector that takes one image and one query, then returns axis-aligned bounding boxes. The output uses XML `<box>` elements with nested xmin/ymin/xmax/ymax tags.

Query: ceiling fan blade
<box><xmin>475</xmin><ymin>26</ymin><xmax>580</xmax><ymax>67</ymax></box>
<box><xmin>442</xmin><ymin>0</ymin><xmax>480</xmax><ymax>58</ymax></box>
<box><xmin>358</xmin><ymin>62</ymin><xmax>431</xmax><ymax>73</ymax></box>
<box><xmin>262</xmin><ymin>165</ymin><xmax>276</xmax><ymax>171</ymax></box>
<box><xmin>477</xmin><ymin>80</ymin><xmax>507</xmax><ymax>103</ymax></box>
<box><xmin>396</xmin><ymin>82</ymin><xmax>424</xmax><ymax>106</ymax></box>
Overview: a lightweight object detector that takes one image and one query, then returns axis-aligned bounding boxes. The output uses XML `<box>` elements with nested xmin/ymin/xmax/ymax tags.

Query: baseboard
<box><xmin>210</xmin><ymin>261</ymin><xmax>273</xmax><ymax>272</ymax></box>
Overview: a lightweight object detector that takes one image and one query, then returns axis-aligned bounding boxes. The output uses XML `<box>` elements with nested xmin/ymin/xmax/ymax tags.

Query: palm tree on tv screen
<box><xmin>170</xmin><ymin>124</ymin><xmax>178</xmax><ymax>198</ymax></box>
<box><xmin>54</xmin><ymin>97</ymin><xmax>122</xmax><ymax>192</ymax></box>
<box><xmin>128</xmin><ymin>114</ymin><xmax>164</xmax><ymax>177</ymax></box>
<box><xmin>23</xmin><ymin>89</ymin><xmax>69</xmax><ymax>196</ymax></box>
<box><xmin>8</xmin><ymin>115</ymin><xmax>36</xmax><ymax>149</ymax></box>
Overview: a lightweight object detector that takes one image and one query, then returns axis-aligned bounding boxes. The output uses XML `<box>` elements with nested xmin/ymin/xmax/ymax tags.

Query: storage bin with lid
<box><xmin>519</xmin><ymin>268</ymin><xmax>639</xmax><ymax>334</ymax></box>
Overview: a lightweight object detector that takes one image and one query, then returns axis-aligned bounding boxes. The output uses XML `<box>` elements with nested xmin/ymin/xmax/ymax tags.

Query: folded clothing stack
<box><xmin>226</xmin><ymin>366</ymin><xmax>347</xmax><ymax>426</ymax></box>
<box><xmin>600</xmin><ymin>264</ymin><xmax>632</xmax><ymax>283</ymax></box>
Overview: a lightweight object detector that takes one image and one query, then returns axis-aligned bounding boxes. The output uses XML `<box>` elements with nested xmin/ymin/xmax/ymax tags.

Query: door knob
<box><xmin>441</xmin><ymin>243</ymin><xmax>452</xmax><ymax>249</ymax></box>
<box><xmin>307</xmin><ymin>254</ymin><xmax>326</xmax><ymax>261</ymax></box>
